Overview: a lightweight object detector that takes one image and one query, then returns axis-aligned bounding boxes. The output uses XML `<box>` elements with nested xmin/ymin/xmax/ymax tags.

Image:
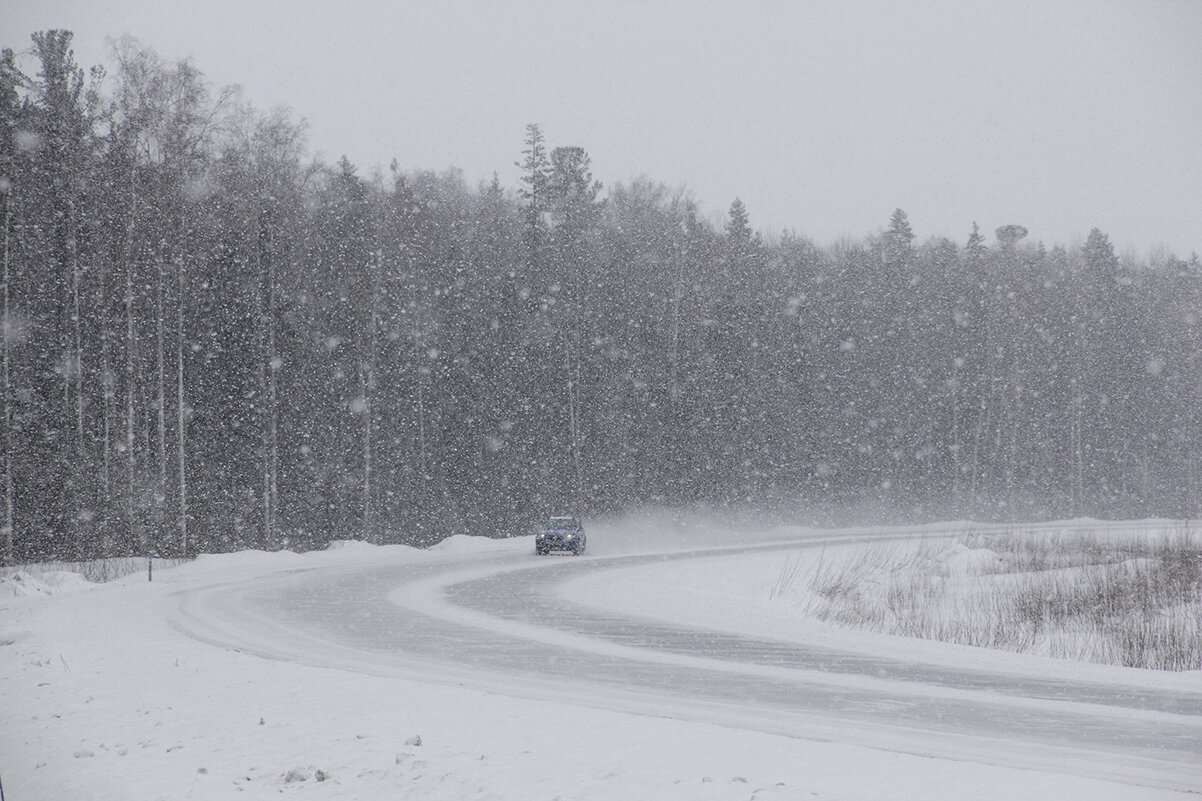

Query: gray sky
<box><xmin>8</xmin><ymin>0</ymin><xmax>1202</xmax><ymax>257</ymax></box>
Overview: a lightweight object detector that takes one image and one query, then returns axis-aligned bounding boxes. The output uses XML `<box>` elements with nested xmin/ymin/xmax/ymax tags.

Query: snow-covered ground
<box><xmin>2</xmin><ymin>518</ymin><xmax>1199</xmax><ymax>800</ymax></box>
<box><xmin>565</xmin><ymin>519</ymin><xmax>1202</xmax><ymax>683</ymax></box>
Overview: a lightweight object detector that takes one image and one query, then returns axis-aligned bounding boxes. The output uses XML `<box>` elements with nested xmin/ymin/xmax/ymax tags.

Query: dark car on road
<box><xmin>535</xmin><ymin>516</ymin><xmax>586</xmax><ymax>555</ymax></box>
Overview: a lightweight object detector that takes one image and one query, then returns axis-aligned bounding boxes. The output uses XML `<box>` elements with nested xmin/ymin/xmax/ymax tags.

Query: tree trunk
<box><xmin>156</xmin><ymin>249</ymin><xmax>167</xmax><ymax>538</ymax></box>
<box><xmin>257</xmin><ymin>220</ymin><xmax>276</xmax><ymax>549</ymax></box>
<box><xmin>267</xmin><ymin>238</ymin><xmax>278</xmax><ymax>550</ymax></box>
<box><xmin>563</xmin><ymin>329</ymin><xmax>582</xmax><ymax>509</ymax></box>
<box><xmin>362</xmin><ymin>250</ymin><xmax>381</xmax><ymax>542</ymax></box>
<box><xmin>125</xmin><ymin>165</ymin><xmax>139</xmax><ymax>554</ymax></box>
<box><xmin>1</xmin><ymin>189</ymin><xmax>12</xmax><ymax>565</ymax></box>
<box><xmin>70</xmin><ymin>198</ymin><xmax>85</xmax><ymax>513</ymax></box>
<box><xmin>176</xmin><ymin>254</ymin><xmax>188</xmax><ymax>556</ymax></box>
<box><xmin>99</xmin><ymin>239</ymin><xmax>112</xmax><ymax>553</ymax></box>
<box><xmin>563</xmin><ymin>331</ymin><xmax>575</xmax><ymax>499</ymax></box>
<box><xmin>950</xmin><ymin>377</ymin><xmax>961</xmax><ymax>498</ymax></box>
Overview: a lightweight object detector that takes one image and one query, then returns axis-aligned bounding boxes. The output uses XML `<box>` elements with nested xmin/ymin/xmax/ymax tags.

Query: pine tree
<box><xmin>0</xmin><ymin>47</ymin><xmax>23</xmax><ymax>564</ymax></box>
<box><xmin>995</xmin><ymin>224</ymin><xmax>1028</xmax><ymax>250</ymax></box>
<box><xmin>725</xmin><ymin>197</ymin><xmax>752</xmax><ymax>244</ymax></box>
<box><xmin>548</xmin><ymin>146</ymin><xmax>603</xmax><ymax>234</ymax></box>
<box><xmin>545</xmin><ymin>144</ymin><xmax>604</xmax><ymax>510</ymax></box>
<box><xmin>965</xmin><ymin>221</ymin><xmax>985</xmax><ymax>262</ymax></box>
<box><xmin>1082</xmin><ymin>227</ymin><xmax>1119</xmax><ymax>280</ymax></box>
<box><xmin>26</xmin><ymin>30</ymin><xmax>95</xmax><ymax>557</ymax></box>
<box><xmin>889</xmin><ymin>207</ymin><xmax>913</xmax><ymax>237</ymax></box>
<box><xmin>884</xmin><ymin>207</ymin><xmax>914</xmax><ymax>263</ymax></box>
<box><xmin>515</xmin><ymin>123</ymin><xmax>550</xmax><ymax>256</ymax></box>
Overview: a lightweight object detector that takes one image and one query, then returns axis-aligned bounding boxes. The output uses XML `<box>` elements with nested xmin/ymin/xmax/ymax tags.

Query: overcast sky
<box><xmin>8</xmin><ymin>0</ymin><xmax>1202</xmax><ymax>257</ymax></box>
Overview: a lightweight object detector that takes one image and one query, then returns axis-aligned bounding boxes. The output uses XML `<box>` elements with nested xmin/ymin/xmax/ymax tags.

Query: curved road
<box><xmin>170</xmin><ymin>535</ymin><xmax>1202</xmax><ymax>793</ymax></box>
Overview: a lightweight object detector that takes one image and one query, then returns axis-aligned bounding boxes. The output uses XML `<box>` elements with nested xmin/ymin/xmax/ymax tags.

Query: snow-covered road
<box><xmin>168</xmin><ymin>531</ymin><xmax>1202</xmax><ymax>795</ymax></box>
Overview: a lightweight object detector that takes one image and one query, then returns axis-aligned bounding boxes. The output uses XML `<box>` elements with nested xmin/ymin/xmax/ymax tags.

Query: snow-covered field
<box><xmin>2</xmin><ymin>518</ymin><xmax>1200</xmax><ymax>800</ymax></box>
<box><xmin>569</xmin><ymin>520</ymin><xmax>1202</xmax><ymax>675</ymax></box>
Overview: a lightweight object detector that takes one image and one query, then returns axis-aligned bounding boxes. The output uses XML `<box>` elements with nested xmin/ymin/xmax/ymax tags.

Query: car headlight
<box><xmin>537</xmin><ymin>533</ymin><xmax>545</xmax><ymax>539</ymax></box>
<box><xmin>565</xmin><ymin>533</ymin><xmax>574</xmax><ymax>538</ymax></box>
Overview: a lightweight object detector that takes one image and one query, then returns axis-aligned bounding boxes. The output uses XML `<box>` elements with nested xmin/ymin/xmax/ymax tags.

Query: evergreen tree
<box><xmin>885</xmin><ymin>207</ymin><xmax>914</xmax><ymax>254</ymax></box>
<box><xmin>725</xmin><ymin>197</ymin><xmax>752</xmax><ymax>244</ymax></box>
<box><xmin>965</xmin><ymin>221</ymin><xmax>985</xmax><ymax>263</ymax></box>
<box><xmin>4</xmin><ymin>26</ymin><xmax>1202</xmax><ymax>558</ymax></box>
<box><xmin>1082</xmin><ymin>227</ymin><xmax>1119</xmax><ymax>280</ymax></box>
<box><xmin>23</xmin><ymin>30</ymin><xmax>95</xmax><ymax>558</ymax></box>
<box><xmin>515</xmin><ymin>122</ymin><xmax>550</xmax><ymax>259</ymax></box>
<box><xmin>0</xmin><ymin>47</ymin><xmax>21</xmax><ymax>565</ymax></box>
<box><xmin>995</xmin><ymin>224</ymin><xmax>1028</xmax><ymax>250</ymax></box>
<box><xmin>544</xmin><ymin>144</ymin><xmax>604</xmax><ymax>509</ymax></box>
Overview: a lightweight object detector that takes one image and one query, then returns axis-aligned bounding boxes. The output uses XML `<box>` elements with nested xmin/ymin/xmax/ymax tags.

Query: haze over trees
<box><xmin>2</xmin><ymin>31</ymin><xmax>1200</xmax><ymax>562</ymax></box>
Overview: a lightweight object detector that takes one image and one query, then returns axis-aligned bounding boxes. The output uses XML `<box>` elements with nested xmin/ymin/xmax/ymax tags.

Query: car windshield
<box><xmin>547</xmin><ymin>517</ymin><xmax>577</xmax><ymax>529</ymax></box>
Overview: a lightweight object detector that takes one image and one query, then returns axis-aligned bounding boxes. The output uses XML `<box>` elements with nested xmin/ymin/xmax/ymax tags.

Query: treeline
<box><xmin>2</xmin><ymin>31</ymin><xmax>1200</xmax><ymax>562</ymax></box>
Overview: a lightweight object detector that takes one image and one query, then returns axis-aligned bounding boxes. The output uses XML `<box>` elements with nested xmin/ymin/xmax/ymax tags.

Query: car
<box><xmin>535</xmin><ymin>516</ymin><xmax>586</xmax><ymax>555</ymax></box>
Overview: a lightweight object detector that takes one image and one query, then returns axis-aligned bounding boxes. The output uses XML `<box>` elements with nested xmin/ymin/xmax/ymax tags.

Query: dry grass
<box><xmin>789</xmin><ymin>525</ymin><xmax>1202</xmax><ymax>671</ymax></box>
<box><xmin>1</xmin><ymin>556</ymin><xmax>189</xmax><ymax>584</ymax></box>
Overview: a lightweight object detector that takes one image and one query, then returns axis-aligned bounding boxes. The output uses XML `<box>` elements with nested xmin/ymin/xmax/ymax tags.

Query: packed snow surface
<box><xmin>2</xmin><ymin>518</ymin><xmax>1200</xmax><ymax>800</ymax></box>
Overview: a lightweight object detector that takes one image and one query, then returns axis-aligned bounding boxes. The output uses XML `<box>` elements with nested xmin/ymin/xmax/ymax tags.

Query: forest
<box><xmin>2</xmin><ymin>31</ymin><xmax>1200</xmax><ymax>562</ymax></box>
